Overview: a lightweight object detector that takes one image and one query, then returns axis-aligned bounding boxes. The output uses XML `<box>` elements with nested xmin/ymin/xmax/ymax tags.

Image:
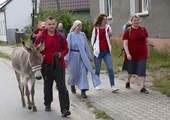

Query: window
<box><xmin>130</xmin><ymin>0</ymin><xmax>149</xmax><ymax>16</ymax></box>
<box><xmin>99</xmin><ymin>0</ymin><xmax>112</xmax><ymax>19</ymax></box>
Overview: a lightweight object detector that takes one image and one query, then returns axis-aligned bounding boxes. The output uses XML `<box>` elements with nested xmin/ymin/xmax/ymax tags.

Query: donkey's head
<box><xmin>22</xmin><ymin>40</ymin><xmax>44</xmax><ymax>80</ymax></box>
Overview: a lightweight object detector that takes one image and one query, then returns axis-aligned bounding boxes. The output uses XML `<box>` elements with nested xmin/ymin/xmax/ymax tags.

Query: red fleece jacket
<box><xmin>34</xmin><ymin>29</ymin><xmax>68</xmax><ymax>68</ymax></box>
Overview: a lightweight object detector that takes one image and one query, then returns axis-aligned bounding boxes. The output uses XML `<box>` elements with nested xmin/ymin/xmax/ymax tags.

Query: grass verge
<box><xmin>152</xmin><ymin>71</ymin><xmax>170</xmax><ymax>97</ymax></box>
<box><xmin>0</xmin><ymin>51</ymin><xmax>11</xmax><ymax>60</ymax></box>
<box><xmin>86</xmin><ymin>102</ymin><xmax>112</xmax><ymax>120</ymax></box>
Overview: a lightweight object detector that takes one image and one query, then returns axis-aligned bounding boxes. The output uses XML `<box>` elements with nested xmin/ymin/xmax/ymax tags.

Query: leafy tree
<box><xmin>31</xmin><ymin>8</ymin><xmax>92</xmax><ymax>40</ymax></box>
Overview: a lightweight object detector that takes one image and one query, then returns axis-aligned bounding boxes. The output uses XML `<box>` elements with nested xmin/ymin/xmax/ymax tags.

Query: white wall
<box><xmin>5</xmin><ymin>0</ymin><xmax>32</xmax><ymax>31</ymax></box>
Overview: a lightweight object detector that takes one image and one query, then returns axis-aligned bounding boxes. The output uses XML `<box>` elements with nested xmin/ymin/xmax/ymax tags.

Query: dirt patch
<box><xmin>149</xmin><ymin>38</ymin><xmax>170</xmax><ymax>52</ymax></box>
<box><xmin>115</xmin><ymin>71</ymin><xmax>154</xmax><ymax>88</ymax></box>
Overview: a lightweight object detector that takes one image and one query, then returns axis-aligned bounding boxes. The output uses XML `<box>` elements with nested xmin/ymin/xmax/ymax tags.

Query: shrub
<box><xmin>36</xmin><ymin>8</ymin><xmax>92</xmax><ymax>39</ymax></box>
<box><xmin>81</xmin><ymin>19</ymin><xmax>92</xmax><ymax>40</ymax></box>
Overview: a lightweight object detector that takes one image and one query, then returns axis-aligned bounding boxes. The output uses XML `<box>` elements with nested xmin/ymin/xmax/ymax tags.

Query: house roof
<box><xmin>40</xmin><ymin>0</ymin><xmax>90</xmax><ymax>11</ymax></box>
<box><xmin>0</xmin><ymin>0</ymin><xmax>11</xmax><ymax>10</ymax></box>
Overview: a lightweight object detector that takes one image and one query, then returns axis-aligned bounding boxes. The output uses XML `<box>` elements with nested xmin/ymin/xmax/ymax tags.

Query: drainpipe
<box><xmin>0</xmin><ymin>9</ymin><xmax>8</xmax><ymax>44</ymax></box>
<box><xmin>34</xmin><ymin>0</ymin><xmax>37</xmax><ymax>30</ymax></box>
<box><xmin>31</xmin><ymin>0</ymin><xmax>35</xmax><ymax>31</ymax></box>
<box><xmin>4</xmin><ymin>10</ymin><xmax>8</xmax><ymax>44</ymax></box>
<box><xmin>32</xmin><ymin>0</ymin><xmax>37</xmax><ymax>31</ymax></box>
<box><xmin>56</xmin><ymin>0</ymin><xmax>61</xmax><ymax>16</ymax></box>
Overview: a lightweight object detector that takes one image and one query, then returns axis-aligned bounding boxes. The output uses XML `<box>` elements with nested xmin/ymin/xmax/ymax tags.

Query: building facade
<box><xmin>90</xmin><ymin>0</ymin><xmax>170</xmax><ymax>38</ymax></box>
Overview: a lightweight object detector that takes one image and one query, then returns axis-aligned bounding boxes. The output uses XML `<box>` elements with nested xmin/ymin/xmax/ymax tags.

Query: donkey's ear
<box><xmin>22</xmin><ymin>41</ymin><xmax>31</xmax><ymax>53</ymax></box>
<box><xmin>36</xmin><ymin>40</ymin><xmax>45</xmax><ymax>52</ymax></box>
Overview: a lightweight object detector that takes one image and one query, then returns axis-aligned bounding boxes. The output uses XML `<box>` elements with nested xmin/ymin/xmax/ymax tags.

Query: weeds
<box><xmin>152</xmin><ymin>73</ymin><xmax>170</xmax><ymax>97</ymax></box>
<box><xmin>147</xmin><ymin>49</ymin><xmax>170</xmax><ymax>70</ymax></box>
<box><xmin>95</xmin><ymin>110</ymin><xmax>111</xmax><ymax>120</ymax></box>
<box><xmin>86</xmin><ymin>102</ymin><xmax>112</xmax><ymax>120</ymax></box>
<box><xmin>0</xmin><ymin>51</ymin><xmax>11</xmax><ymax>60</ymax></box>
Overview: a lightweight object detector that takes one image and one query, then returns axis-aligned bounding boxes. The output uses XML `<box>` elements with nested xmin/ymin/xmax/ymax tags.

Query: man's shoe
<box><xmin>71</xmin><ymin>85</ymin><xmax>76</xmax><ymax>94</ymax></box>
<box><xmin>126</xmin><ymin>82</ymin><xmax>130</xmax><ymax>89</ymax></box>
<box><xmin>45</xmin><ymin>105</ymin><xmax>51</xmax><ymax>111</ymax></box>
<box><xmin>62</xmin><ymin>110</ymin><xmax>71</xmax><ymax>117</ymax></box>
<box><xmin>140</xmin><ymin>88</ymin><xmax>149</xmax><ymax>94</ymax></box>
<box><xmin>111</xmin><ymin>86</ymin><xmax>119</xmax><ymax>92</ymax></box>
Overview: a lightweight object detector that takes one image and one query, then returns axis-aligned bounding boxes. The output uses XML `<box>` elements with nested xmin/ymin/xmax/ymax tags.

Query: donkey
<box><xmin>11</xmin><ymin>40</ymin><xmax>44</xmax><ymax>112</ymax></box>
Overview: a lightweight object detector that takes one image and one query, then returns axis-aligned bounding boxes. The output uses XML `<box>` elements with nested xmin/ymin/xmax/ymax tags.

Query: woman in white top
<box><xmin>91</xmin><ymin>14</ymin><xmax>118</xmax><ymax>92</ymax></box>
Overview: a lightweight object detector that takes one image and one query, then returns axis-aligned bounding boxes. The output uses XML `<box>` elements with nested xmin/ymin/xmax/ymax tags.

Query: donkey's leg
<box><xmin>24</xmin><ymin>78</ymin><xmax>32</xmax><ymax>110</ymax></box>
<box><xmin>15</xmin><ymin>71</ymin><xmax>25</xmax><ymax>107</ymax></box>
<box><xmin>30</xmin><ymin>78</ymin><xmax>37</xmax><ymax>112</ymax></box>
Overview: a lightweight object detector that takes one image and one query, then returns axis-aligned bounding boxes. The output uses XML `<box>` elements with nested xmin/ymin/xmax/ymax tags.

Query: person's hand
<box><xmin>53</xmin><ymin>52</ymin><xmax>61</xmax><ymax>58</ymax></box>
<box><xmin>90</xmin><ymin>59</ymin><xmax>93</xmax><ymax>62</ymax></box>
<box><xmin>127</xmin><ymin>54</ymin><xmax>132</xmax><ymax>60</ymax></box>
<box><xmin>108</xmin><ymin>31</ymin><xmax>113</xmax><ymax>37</ymax></box>
<box><xmin>58</xmin><ymin>53</ymin><xmax>61</xmax><ymax>58</ymax></box>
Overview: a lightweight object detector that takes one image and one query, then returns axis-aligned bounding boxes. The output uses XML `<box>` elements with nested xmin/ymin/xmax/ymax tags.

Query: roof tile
<box><xmin>40</xmin><ymin>0</ymin><xmax>90</xmax><ymax>11</ymax></box>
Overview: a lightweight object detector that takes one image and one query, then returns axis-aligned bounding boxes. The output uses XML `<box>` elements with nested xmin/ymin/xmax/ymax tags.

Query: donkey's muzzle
<box><xmin>36</xmin><ymin>76</ymin><xmax>42</xmax><ymax>80</ymax></box>
<box><xmin>32</xmin><ymin>65</ymin><xmax>43</xmax><ymax>80</ymax></box>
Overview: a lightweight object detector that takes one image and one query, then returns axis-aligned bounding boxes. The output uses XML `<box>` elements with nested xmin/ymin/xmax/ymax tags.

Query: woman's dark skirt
<box><xmin>122</xmin><ymin>59</ymin><xmax>147</xmax><ymax>77</ymax></box>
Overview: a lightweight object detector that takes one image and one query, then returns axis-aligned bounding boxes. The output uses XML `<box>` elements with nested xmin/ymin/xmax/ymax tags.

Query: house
<box><xmin>89</xmin><ymin>0</ymin><xmax>170</xmax><ymax>39</ymax></box>
<box><xmin>0</xmin><ymin>0</ymin><xmax>34</xmax><ymax>44</ymax></box>
<box><xmin>0</xmin><ymin>0</ymin><xmax>90</xmax><ymax>44</ymax></box>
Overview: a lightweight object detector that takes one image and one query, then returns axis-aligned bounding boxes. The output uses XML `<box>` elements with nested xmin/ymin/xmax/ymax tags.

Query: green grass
<box><xmin>147</xmin><ymin>48</ymin><xmax>170</xmax><ymax>70</ymax></box>
<box><xmin>0</xmin><ymin>43</ymin><xmax>8</xmax><ymax>46</ymax></box>
<box><xmin>152</xmin><ymin>73</ymin><xmax>170</xmax><ymax>97</ymax></box>
<box><xmin>86</xmin><ymin>102</ymin><xmax>93</xmax><ymax>108</ymax></box>
<box><xmin>94</xmin><ymin>110</ymin><xmax>111</xmax><ymax>120</ymax></box>
<box><xmin>0</xmin><ymin>51</ymin><xmax>11</xmax><ymax>60</ymax></box>
<box><xmin>86</xmin><ymin>102</ymin><xmax>112</xmax><ymax>120</ymax></box>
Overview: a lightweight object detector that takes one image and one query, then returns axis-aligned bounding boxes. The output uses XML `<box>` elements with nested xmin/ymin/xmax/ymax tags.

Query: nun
<box><xmin>64</xmin><ymin>20</ymin><xmax>101</xmax><ymax>98</ymax></box>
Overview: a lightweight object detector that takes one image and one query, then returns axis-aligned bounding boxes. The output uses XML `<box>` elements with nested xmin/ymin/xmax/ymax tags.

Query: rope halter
<box><xmin>32</xmin><ymin>65</ymin><xmax>42</xmax><ymax>72</ymax></box>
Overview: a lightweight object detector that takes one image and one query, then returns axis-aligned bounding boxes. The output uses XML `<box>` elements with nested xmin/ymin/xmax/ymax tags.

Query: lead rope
<box><xmin>51</xmin><ymin>53</ymin><xmax>64</xmax><ymax>91</ymax></box>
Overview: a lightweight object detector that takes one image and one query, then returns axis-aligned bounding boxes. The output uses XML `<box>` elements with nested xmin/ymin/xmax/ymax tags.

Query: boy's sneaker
<box><xmin>95</xmin><ymin>85</ymin><xmax>101</xmax><ymax>90</ymax></box>
<box><xmin>111</xmin><ymin>86</ymin><xmax>119</xmax><ymax>92</ymax></box>
<box><xmin>126</xmin><ymin>82</ymin><xmax>130</xmax><ymax>89</ymax></box>
<box><xmin>140</xmin><ymin>88</ymin><xmax>149</xmax><ymax>94</ymax></box>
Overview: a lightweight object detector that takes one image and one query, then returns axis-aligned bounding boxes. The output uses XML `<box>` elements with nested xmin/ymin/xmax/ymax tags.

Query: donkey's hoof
<box><xmin>28</xmin><ymin>106</ymin><xmax>32</xmax><ymax>110</ymax></box>
<box><xmin>22</xmin><ymin>103</ymin><xmax>26</xmax><ymax>108</ymax></box>
<box><xmin>22</xmin><ymin>105</ymin><xmax>26</xmax><ymax>108</ymax></box>
<box><xmin>33</xmin><ymin>106</ymin><xmax>37</xmax><ymax>112</ymax></box>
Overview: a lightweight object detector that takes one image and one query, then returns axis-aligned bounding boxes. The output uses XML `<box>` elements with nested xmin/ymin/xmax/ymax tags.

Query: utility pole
<box><xmin>31</xmin><ymin>0</ymin><xmax>35</xmax><ymax>31</ymax></box>
<box><xmin>34</xmin><ymin>0</ymin><xmax>37</xmax><ymax>29</ymax></box>
<box><xmin>31</xmin><ymin>0</ymin><xmax>37</xmax><ymax>31</ymax></box>
<box><xmin>56</xmin><ymin>0</ymin><xmax>61</xmax><ymax>16</ymax></box>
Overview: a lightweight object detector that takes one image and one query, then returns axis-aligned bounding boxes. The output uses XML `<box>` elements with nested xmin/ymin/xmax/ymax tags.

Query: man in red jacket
<box><xmin>34</xmin><ymin>16</ymin><xmax>71</xmax><ymax>117</ymax></box>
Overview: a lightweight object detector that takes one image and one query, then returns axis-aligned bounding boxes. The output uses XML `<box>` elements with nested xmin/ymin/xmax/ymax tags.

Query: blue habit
<box><xmin>65</xmin><ymin>32</ymin><xmax>101</xmax><ymax>90</ymax></box>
